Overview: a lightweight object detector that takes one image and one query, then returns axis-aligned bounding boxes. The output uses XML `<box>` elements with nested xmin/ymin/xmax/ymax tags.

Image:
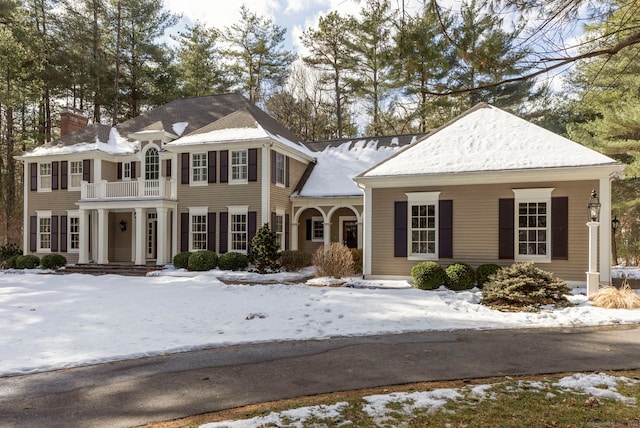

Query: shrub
<box><xmin>41</xmin><ymin>253</ymin><xmax>67</xmax><ymax>269</ymax></box>
<box><xmin>15</xmin><ymin>255</ymin><xmax>40</xmax><ymax>269</ymax></box>
<box><xmin>351</xmin><ymin>248</ymin><xmax>363</xmax><ymax>275</ymax></box>
<box><xmin>313</xmin><ymin>242</ymin><xmax>353</xmax><ymax>278</ymax></box>
<box><xmin>444</xmin><ymin>263</ymin><xmax>476</xmax><ymax>291</ymax></box>
<box><xmin>218</xmin><ymin>252</ymin><xmax>249</xmax><ymax>271</ymax></box>
<box><xmin>187</xmin><ymin>250</ymin><xmax>218</xmax><ymax>272</ymax></box>
<box><xmin>5</xmin><ymin>255</ymin><xmax>19</xmax><ymax>269</ymax></box>
<box><xmin>249</xmin><ymin>223</ymin><xmax>280</xmax><ymax>273</ymax></box>
<box><xmin>0</xmin><ymin>242</ymin><xmax>21</xmax><ymax>262</ymax></box>
<box><xmin>476</xmin><ymin>263</ymin><xmax>501</xmax><ymax>289</ymax></box>
<box><xmin>279</xmin><ymin>250</ymin><xmax>311</xmax><ymax>272</ymax></box>
<box><xmin>173</xmin><ymin>251</ymin><xmax>192</xmax><ymax>269</ymax></box>
<box><xmin>411</xmin><ymin>261</ymin><xmax>445</xmax><ymax>290</ymax></box>
<box><xmin>481</xmin><ymin>262</ymin><xmax>572</xmax><ymax>312</ymax></box>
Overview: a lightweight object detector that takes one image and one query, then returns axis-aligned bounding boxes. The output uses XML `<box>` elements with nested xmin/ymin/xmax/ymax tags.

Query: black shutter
<box><xmin>51</xmin><ymin>161</ymin><xmax>59</xmax><ymax>190</ymax></box>
<box><xmin>180</xmin><ymin>213</ymin><xmax>189</xmax><ymax>252</ymax></box>
<box><xmin>130</xmin><ymin>162</ymin><xmax>136</xmax><ymax>179</ymax></box>
<box><xmin>499</xmin><ymin>199</ymin><xmax>515</xmax><ymax>259</ymax></box>
<box><xmin>82</xmin><ymin>159</ymin><xmax>90</xmax><ymax>182</ymax></box>
<box><xmin>60</xmin><ymin>161</ymin><xmax>68</xmax><ymax>189</ymax></box>
<box><xmin>30</xmin><ymin>216</ymin><xmax>37</xmax><ymax>252</ymax></box>
<box><xmin>51</xmin><ymin>215</ymin><xmax>58</xmax><ymax>252</ymax></box>
<box><xmin>285</xmin><ymin>156</ymin><xmax>290</xmax><ymax>187</ymax></box>
<box><xmin>394</xmin><ymin>201</ymin><xmax>408</xmax><ymax>257</ymax></box>
<box><xmin>30</xmin><ymin>163</ymin><xmax>37</xmax><ymax>191</ymax></box>
<box><xmin>207</xmin><ymin>212</ymin><xmax>216</xmax><ymax>252</ymax></box>
<box><xmin>439</xmin><ymin>200</ymin><xmax>453</xmax><ymax>258</ymax></box>
<box><xmin>552</xmin><ymin>197</ymin><xmax>569</xmax><ymax>260</ymax></box>
<box><xmin>219</xmin><ymin>212</ymin><xmax>228</xmax><ymax>252</ymax></box>
<box><xmin>220</xmin><ymin>150</ymin><xmax>228</xmax><ymax>183</ymax></box>
<box><xmin>181</xmin><ymin>153</ymin><xmax>189</xmax><ymax>184</ymax></box>
<box><xmin>166</xmin><ymin>159</ymin><xmax>172</xmax><ymax>178</ymax></box>
<box><xmin>117</xmin><ymin>162</ymin><xmax>123</xmax><ymax>180</ymax></box>
<box><xmin>306</xmin><ymin>218</ymin><xmax>312</xmax><ymax>240</ymax></box>
<box><xmin>285</xmin><ymin>214</ymin><xmax>290</xmax><ymax>250</ymax></box>
<box><xmin>248</xmin><ymin>148</ymin><xmax>258</xmax><ymax>182</ymax></box>
<box><xmin>271</xmin><ymin>151</ymin><xmax>276</xmax><ymax>183</ymax></box>
<box><xmin>271</xmin><ymin>212</ymin><xmax>277</xmax><ymax>229</ymax></box>
<box><xmin>207</xmin><ymin>151</ymin><xmax>216</xmax><ymax>183</ymax></box>
<box><xmin>248</xmin><ymin>211</ymin><xmax>257</xmax><ymax>245</ymax></box>
<box><xmin>60</xmin><ymin>215</ymin><xmax>68</xmax><ymax>252</ymax></box>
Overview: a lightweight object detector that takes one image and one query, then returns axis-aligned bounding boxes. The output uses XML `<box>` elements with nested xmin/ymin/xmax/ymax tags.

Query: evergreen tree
<box><xmin>223</xmin><ymin>5</ymin><xmax>296</xmax><ymax>105</ymax></box>
<box><xmin>249</xmin><ymin>223</ymin><xmax>280</xmax><ymax>274</ymax></box>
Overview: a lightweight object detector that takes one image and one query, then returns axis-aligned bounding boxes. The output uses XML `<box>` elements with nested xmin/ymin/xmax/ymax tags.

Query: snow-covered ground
<box><xmin>1</xmin><ymin>267</ymin><xmax>640</xmax><ymax>377</ymax></box>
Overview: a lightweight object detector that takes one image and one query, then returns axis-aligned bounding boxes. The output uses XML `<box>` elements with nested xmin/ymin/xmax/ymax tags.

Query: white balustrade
<box><xmin>81</xmin><ymin>178</ymin><xmax>175</xmax><ymax>200</ymax></box>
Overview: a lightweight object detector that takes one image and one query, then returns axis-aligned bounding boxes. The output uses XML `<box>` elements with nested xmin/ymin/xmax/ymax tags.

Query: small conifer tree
<box><xmin>249</xmin><ymin>223</ymin><xmax>280</xmax><ymax>273</ymax></box>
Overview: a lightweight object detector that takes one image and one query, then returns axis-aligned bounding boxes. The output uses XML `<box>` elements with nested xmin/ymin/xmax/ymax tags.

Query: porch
<box><xmin>80</xmin><ymin>178</ymin><xmax>177</xmax><ymax>200</ymax></box>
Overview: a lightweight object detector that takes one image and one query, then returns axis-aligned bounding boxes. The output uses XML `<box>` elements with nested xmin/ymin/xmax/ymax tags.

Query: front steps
<box><xmin>57</xmin><ymin>263</ymin><xmax>164</xmax><ymax>276</ymax></box>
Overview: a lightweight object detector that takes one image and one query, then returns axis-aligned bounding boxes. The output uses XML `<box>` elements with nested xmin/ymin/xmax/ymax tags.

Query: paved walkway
<box><xmin>1</xmin><ymin>325</ymin><xmax>639</xmax><ymax>428</ymax></box>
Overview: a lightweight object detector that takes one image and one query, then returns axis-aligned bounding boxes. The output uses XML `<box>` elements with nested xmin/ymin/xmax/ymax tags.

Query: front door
<box><xmin>343</xmin><ymin>220</ymin><xmax>358</xmax><ymax>248</ymax></box>
<box><xmin>147</xmin><ymin>212</ymin><xmax>157</xmax><ymax>259</ymax></box>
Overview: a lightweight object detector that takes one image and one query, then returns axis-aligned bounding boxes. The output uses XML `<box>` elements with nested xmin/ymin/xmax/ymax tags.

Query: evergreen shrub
<box><xmin>41</xmin><ymin>253</ymin><xmax>67</xmax><ymax>269</ymax></box>
<box><xmin>249</xmin><ymin>224</ymin><xmax>280</xmax><ymax>273</ymax></box>
<box><xmin>444</xmin><ymin>262</ymin><xmax>476</xmax><ymax>290</ymax></box>
<box><xmin>279</xmin><ymin>250</ymin><xmax>311</xmax><ymax>271</ymax></box>
<box><xmin>5</xmin><ymin>255</ymin><xmax>19</xmax><ymax>269</ymax></box>
<box><xmin>218</xmin><ymin>252</ymin><xmax>249</xmax><ymax>271</ymax></box>
<box><xmin>187</xmin><ymin>250</ymin><xmax>218</xmax><ymax>271</ymax></box>
<box><xmin>481</xmin><ymin>262</ymin><xmax>572</xmax><ymax>312</ymax></box>
<box><xmin>313</xmin><ymin>243</ymin><xmax>353</xmax><ymax>278</ymax></box>
<box><xmin>350</xmin><ymin>248</ymin><xmax>363</xmax><ymax>275</ymax></box>
<box><xmin>16</xmin><ymin>255</ymin><xmax>40</xmax><ymax>269</ymax></box>
<box><xmin>0</xmin><ymin>242</ymin><xmax>21</xmax><ymax>262</ymax></box>
<box><xmin>411</xmin><ymin>261</ymin><xmax>445</xmax><ymax>290</ymax></box>
<box><xmin>476</xmin><ymin>263</ymin><xmax>501</xmax><ymax>288</ymax></box>
<box><xmin>173</xmin><ymin>251</ymin><xmax>192</xmax><ymax>269</ymax></box>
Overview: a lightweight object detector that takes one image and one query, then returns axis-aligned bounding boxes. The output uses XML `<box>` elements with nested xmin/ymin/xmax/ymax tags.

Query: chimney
<box><xmin>60</xmin><ymin>108</ymin><xmax>89</xmax><ymax>137</ymax></box>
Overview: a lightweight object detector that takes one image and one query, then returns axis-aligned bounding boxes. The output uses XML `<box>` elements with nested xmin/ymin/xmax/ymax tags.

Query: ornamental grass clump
<box><xmin>313</xmin><ymin>243</ymin><xmax>353</xmax><ymax>278</ymax></box>
<box><xmin>481</xmin><ymin>262</ymin><xmax>572</xmax><ymax>312</ymax></box>
<box><xmin>411</xmin><ymin>261</ymin><xmax>445</xmax><ymax>290</ymax></box>
<box><xmin>589</xmin><ymin>280</ymin><xmax>640</xmax><ymax>309</ymax></box>
<box><xmin>444</xmin><ymin>262</ymin><xmax>476</xmax><ymax>291</ymax></box>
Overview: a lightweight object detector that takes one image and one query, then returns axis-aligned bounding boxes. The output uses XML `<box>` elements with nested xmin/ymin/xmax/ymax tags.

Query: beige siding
<box><xmin>370</xmin><ymin>180</ymin><xmax>598</xmax><ymax>282</ymax></box>
<box><xmin>297</xmin><ymin>208</ymin><xmax>324</xmax><ymax>254</ymax></box>
<box><xmin>329</xmin><ymin>207</ymin><xmax>360</xmax><ymax>244</ymax></box>
<box><xmin>108</xmin><ymin>212</ymin><xmax>133</xmax><ymax>262</ymax></box>
<box><xmin>102</xmin><ymin>160</ymin><xmax>118</xmax><ymax>182</ymax></box>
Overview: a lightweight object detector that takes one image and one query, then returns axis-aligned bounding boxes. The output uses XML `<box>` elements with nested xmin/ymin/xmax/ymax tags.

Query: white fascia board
<box><xmin>164</xmin><ymin>138</ymin><xmax>271</xmax><ymax>152</ymax></box>
<box><xmin>76</xmin><ymin>199</ymin><xmax>178</xmax><ymax>211</ymax></box>
<box><xmin>271</xmin><ymin>140</ymin><xmax>315</xmax><ymax>163</ymax></box>
<box><xmin>290</xmin><ymin>195</ymin><xmax>363</xmax><ymax>208</ymax></box>
<box><xmin>354</xmin><ymin>165</ymin><xmax>625</xmax><ymax>188</ymax></box>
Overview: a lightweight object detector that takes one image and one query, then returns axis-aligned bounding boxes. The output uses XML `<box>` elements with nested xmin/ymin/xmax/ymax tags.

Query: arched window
<box><xmin>145</xmin><ymin>147</ymin><xmax>159</xmax><ymax>180</ymax></box>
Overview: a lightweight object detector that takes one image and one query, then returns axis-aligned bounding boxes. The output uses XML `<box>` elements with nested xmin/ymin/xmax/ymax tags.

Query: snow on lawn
<box><xmin>201</xmin><ymin>372</ymin><xmax>639</xmax><ymax>427</ymax></box>
<box><xmin>1</xmin><ymin>268</ymin><xmax>640</xmax><ymax>376</ymax></box>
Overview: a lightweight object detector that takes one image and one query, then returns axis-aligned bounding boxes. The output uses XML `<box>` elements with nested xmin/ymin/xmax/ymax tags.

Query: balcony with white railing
<box><xmin>81</xmin><ymin>178</ymin><xmax>177</xmax><ymax>201</ymax></box>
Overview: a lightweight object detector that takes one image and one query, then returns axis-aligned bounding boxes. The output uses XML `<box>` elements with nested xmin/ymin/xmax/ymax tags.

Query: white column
<box><xmin>323</xmin><ymin>222</ymin><xmax>331</xmax><ymax>248</ymax></box>
<box><xmin>97</xmin><ymin>208</ymin><xmax>109</xmax><ymax>264</ymax></box>
<box><xmin>78</xmin><ymin>209</ymin><xmax>90</xmax><ymax>264</ymax></box>
<box><xmin>156</xmin><ymin>207</ymin><xmax>168</xmax><ymax>265</ymax></box>
<box><xmin>599</xmin><ymin>177</ymin><xmax>612</xmax><ymax>285</ymax></box>
<box><xmin>291</xmin><ymin>222</ymin><xmax>299</xmax><ymax>251</ymax></box>
<box><xmin>362</xmin><ymin>186</ymin><xmax>372</xmax><ymax>277</ymax></box>
<box><xmin>171</xmin><ymin>208</ymin><xmax>178</xmax><ymax>260</ymax></box>
<box><xmin>357</xmin><ymin>221</ymin><xmax>363</xmax><ymax>249</ymax></box>
<box><xmin>135</xmin><ymin>207</ymin><xmax>146</xmax><ymax>265</ymax></box>
<box><xmin>587</xmin><ymin>221</ymin><xmax>600</xmax><ymax>296</ymax></box>
<box><xmin>22</xmin><ymin>161</ymin><xmax>28</xmax><ymax>255</ymax></box>
<box><xmin>261</xmin><ymin>143</ymin><xmax>271</xmax><ymax>228</ymax></box>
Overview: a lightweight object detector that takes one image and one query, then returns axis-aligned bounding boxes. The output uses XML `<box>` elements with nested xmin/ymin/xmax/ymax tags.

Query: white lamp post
<box><xmin>586</xmin><ymin>189</ymin><xmax>601</xmax><ymax>296</ymax></box>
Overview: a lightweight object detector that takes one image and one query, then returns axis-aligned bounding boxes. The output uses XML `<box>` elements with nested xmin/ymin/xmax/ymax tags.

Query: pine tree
<box><xmin>249</xmin><ymin>223</ymin><xmax>280</xmax><ymax>274</ymax></box>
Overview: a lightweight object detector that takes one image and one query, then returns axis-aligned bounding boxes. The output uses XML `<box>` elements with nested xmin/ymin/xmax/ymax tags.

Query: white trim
<box><xmin>339</xmin><ymin>216</ymin><xmax>357</xmax><ymax>247</ymax></box>
<box><xmin>66</xmin><ymin>210</ymin><xmax>80</xmax><ymax>253</ymax></box>
<box><xmin>37</xmin><ymin>162</ymin><xmax>52</xmax><ymax>192</ymax></box>
<box><xmin>513</xmin><ymin>187</ymin><xmax>553</xmax><ymax>263</ymax></box>
<box><xmin>363</xmin><ymin>186</ymin><xmax>372</xmax><ymax>276</ymax></box>
<box><xmin>68</xmin><ymin>160</ymin><xmax>83</xmax><ymax>191</ymax></box>
<box><xmin>311</xmin><ymin>216</ymin><xmax>324</xmax><ymax>242</ymax></box>
<box><xmin>190</xmin><ymin>152</ymin><xmax>208</xmax><ymax>186</ymax></box>
<box><xmin>230</xmin><ymin>149</ymin><xmax>248</xmax><ymax>184</ymax></box>
<box><xmin>227</xmin><ymin>205</ymin><xmax>249</xmax><ymax>254</ymax></box>
<box><xmin>406</xmin><ymin>192</ymin><xmax>440</xmax><ymax>260</ymax></box>
<box><xmin>262</xmin><ymin>144</ymin><xmax>270</xmax><ymax>227</ymax></box>
<box><xmin>599</xmin><ymin>177</ymin><xmax>612</xmax><ymax>285</ymax></box>
<box><xmin>36</xmin><ymin>210</ymin><xmax>52</xmax><ymax>253</ymax></box>
<box><xmin>188</xmin><ymin>206</ymin><xmax>208</xmax><ymax>252</ymax></box>
<box><xmin>22</xmin><ymin>161</ymin><xmax>28</xmax><ymax>255</ymax></box>
<box><xmin>274</xmin><ymin>208</ymin><xmax>285</xmax><ymax>250</ymax></box>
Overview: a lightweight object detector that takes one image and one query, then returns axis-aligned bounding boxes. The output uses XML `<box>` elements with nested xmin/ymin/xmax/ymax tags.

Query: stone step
<box><xmin>57</xmin><ymin>263</ymin><xmax>163</xmax><ymax>276</ymax></box>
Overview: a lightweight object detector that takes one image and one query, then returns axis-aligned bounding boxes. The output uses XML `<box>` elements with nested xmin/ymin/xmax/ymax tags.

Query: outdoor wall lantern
<box><xmin>119</xmin><ymin>219</ymin><xmax>127</xmax><ymax>232</ymax></box>
<box><xmin>587</xmin><ymin>189</ymin><xmax>601</xmax><ymax>222</ymax></box>
<box><xmin>612</xmin><ymin>216</ymin><xmax>620</xmax><ymax>233</ymax></box>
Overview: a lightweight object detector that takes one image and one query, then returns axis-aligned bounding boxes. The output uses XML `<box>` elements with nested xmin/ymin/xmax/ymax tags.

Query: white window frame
<box><xmin>69</xmin><ymin>161</ymin><xmax>83</xmax><ymax>190</ymax></box>
<box><xmin>311</xmin><ymin>216</ymin><xmax>324</xmax><ymax>242</ymax></box>
<box><xmin>189</xmin><ymin>207</ymin><xmax>208</xmax><ymax>252</ymax></box>
<box><xmin>191</xmin><ymin>152</ymin><xmax>208</xmax><ymax>185</ymax></box>
<box><xmin>513</xmin><ymin>188</ymin><xmax>553</xmax><ymax>263</ymax></box>
<box><xmin>38</xmin><ymin>162</ymin><xmax>52</xmax><ymax>192</ymax></box>
<box><xmin>123</xmin><ymin>162</ymin><xmax>132</xmax><ymax>181</ymax></box>
<box><xmin>144</xmin><ymin>146</ymin><xmax>160</xmax><ymax>180</ymax></box>
<box><xmin>274</xmin><ymin>209</ymin><xmax>285</xmax><ymax>250</ymax></box>
<box><xmin>275</xmin><ymin>152</ymin><xmax>286</xmax><ymax>186</ymax></box>
<box><xmin>407</xmin><ymin>192</ymin><xmax>440</xmax><ymax>261</ymax></box>
<box><xmin>230</xmin><ymin>150</ymin><xmax>248</xmax><ymax>184</ymax></box>
<box><xmin>67</xmin><ymin>210</ymin><xmax>80</xmax><ymax>252</ymax></box>
<box><xmin>36</xmin><ymin>210</ymin><xmax>52</xmax><ymax>253</ymax></box>
<box><xmin>228</xmin><ymin>205</ymin><xmax>249</xmax><ymax>253</ymax></box>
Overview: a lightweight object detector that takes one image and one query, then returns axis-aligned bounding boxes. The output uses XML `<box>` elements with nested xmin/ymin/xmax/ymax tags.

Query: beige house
<box><xmin>16</xmin><ymin>97</ymin><xmax>622</xmax><ymax>285</ymax></box>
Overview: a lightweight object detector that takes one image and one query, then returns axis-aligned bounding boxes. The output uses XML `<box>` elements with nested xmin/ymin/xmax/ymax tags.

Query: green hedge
<box><xmin>218</xmin><ymin>252</ymin><xmax>249</xmax><ymax>271</ymax></box>
<box><xmin>16</xmin><ymin>255</ymin><xmax>40</xmax><ymax>269</ymax></box>
<box><xmin>187</xmin><ymin>250</ymin><xmax>218</xmax><ymax>271</ymax></box>
<box><xmin>444</xmin><ymin>263</ymin><xmax>476</xmax><ymax>291</ymax></box>
<box><xmin>173</xmin><ymin>251</ymin><xmax>192</xmax><ymax>269</ymax></box>
<box><xmin>411</xmin><ymin>261</ymin><xmax>445</xmax><ymax>290</ymax></box>
<box><xmin>476</xmin><ymin>263</ymin><xmax>501</xmax><ymax>289</ymax></box>
<box><xmin>41</xmin><ymin>253</ymin><xmax>67</xmax><ymax>269</ymax></box>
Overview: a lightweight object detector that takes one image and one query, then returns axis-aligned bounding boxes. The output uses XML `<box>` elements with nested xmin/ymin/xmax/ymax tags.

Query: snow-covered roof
<box><xmin>21</xmin><ymin>128</ymin><xmax>137</xmax><ymax>157</ymax></box>
<box><xmin>363</xmin><ymin>104</ymin><xmax>619</xmax><ymax>178</ymax></box>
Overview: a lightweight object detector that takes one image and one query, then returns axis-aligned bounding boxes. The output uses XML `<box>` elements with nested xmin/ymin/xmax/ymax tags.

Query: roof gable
<box><xmin>362</xmin><ymin>104</ymin><xmax>619</xmax><ymax>178</ymax></box>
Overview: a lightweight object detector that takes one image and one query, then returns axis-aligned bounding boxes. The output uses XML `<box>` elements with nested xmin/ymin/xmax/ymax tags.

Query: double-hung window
<box><xmin>312</xmin><ymin>216</ymin><xmax>324</xmax><ymax>242</ymax></box>
<box><xmin>191</xmin><ymin>153</ymin><xmax>207</xmax><ymax>185</ymax></box>
<box><xmin>274</xmin><ymin>212</ymin><xmax>284</xmax><ymax>249</ymax></box>
<box><xmin>189</xmin><ymin>207</ymin><xmax>208</xmax><ymax>251</ymax></box>
<box><xmin>68</xmin><ymin>216</ymin><xmax>80</xmax><ymax>251</ymax></box>
<box><xmin>514</xmin><ymin>188</ymin><xmax>552</xmax><ymax>262</ymax></box>
<box><xmin>228</xmin><ymin>206</ymin><xmax>248</xmax><ymax>252</ymax></box>
<box><xmin>407</xmin><ymin>192</ymin><xmax>440</xmax><ymax>260</ymax></box>
<box><xmin>37</xmin><ymin>211</ymin><xmax>52</xmax><ymax>252</ymax></box>
<box><xmin>69</xmin><ymin>161</ymin><xmax>83</xmax><ymax>189</ymax></box>
<box><xmin>231</xmin><ymin>150</ymin><xmax>248</xmax><ymax>183</ymax></box>
<box><xmin>275</xmin><ymin>152</ymin><xmax>286</xmax><ymax>186</ymax></box>
<box><xmin>123</xmin><ymin>162</ymin><xmax>132</xmax><ymax>180</ymax></box>
<box><xmin>39</xmin><ymin>163</ymin><xmax>52</xmax><ymax>191</ymax></box>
